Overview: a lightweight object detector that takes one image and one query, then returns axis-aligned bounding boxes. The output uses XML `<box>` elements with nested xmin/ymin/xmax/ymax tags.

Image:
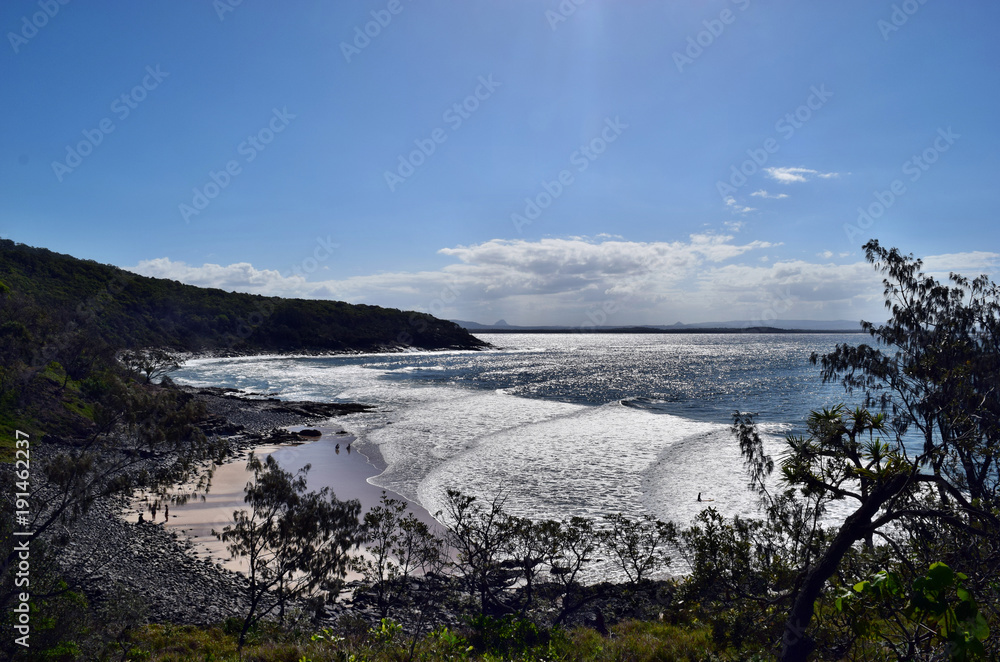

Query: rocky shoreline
<box><xmin>40</xmin><ymin>384</ymin><xmax>674</xmax><ymax>635</ymax></box>
<box><xmin>45</xmin><ymin>385</ymin><xmax>375</xmax><ymax>627</ymax></box>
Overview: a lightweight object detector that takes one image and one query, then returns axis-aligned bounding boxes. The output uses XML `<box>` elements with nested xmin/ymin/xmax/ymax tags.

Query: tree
<box><xmin>355</xmin><ymin>492</ymin><xmax>445</xmax><ymax>618</ymax></box>
<box><xmin>599</xmin><ymin>513</ymin><xmax>675</xmax><ymax>584</ymax></box>
<box><xmin>503</xmin><ymin>515</ymin><xmax>553</xmax><ymax>616</ymax></box>
<box><xmin>119</xmin><ymin>348</ymin><xmax>180</xmax><ymax>384</ymax></box>
<box><xmin>0</xmin><ymin>376</ymin><xmax>215</xmax><ymax>618</ymax></box>
<box><xmin>439</xmin><ymin>488</ymin><xmax>522</xmax><ymax>618</ymax></box>
<box><xmin>0</xmin><ymin>282</ymin><xmax>46</xmax><ymax>420</ymax></box>
<box><xmin>815</xmin><ymin>240</ymin><xmax>1000</xmax><ymax>509</ymax></box>
<box><xmin>56</xmin><ymin>327</ymin><xmax>114</xmax><ymax>388</ymax></box>
<box><xmin>735</xmin><ymin>406</ymin><xmax>927</xmax><ymax>659</ymax></box>
<box><xmin>836</xmin><ymin>561</ymin><xmax>991</xmax><ymax>660</ymax></box>
<box><xmin>215</xmin><ymin>453</ymin><xmax>361</xmax><ymax>648</ymax></box>
<box><xmin>542</xmin><ymin>516</ymin><xmax>602</xmax><ymax>624</ymax></box>
<box><xmin>733</xmin><ymin>241</ymin><xmax>1000</xmax><ymax>661</ymax></box>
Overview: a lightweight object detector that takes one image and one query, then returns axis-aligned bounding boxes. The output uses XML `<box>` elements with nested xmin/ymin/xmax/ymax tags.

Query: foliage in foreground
<box><xmin>676</xmin><ymin>240</ymin><xmax>1000</xmax><ymax>660</ymax></box>
<box><xmin>215</xmin><ymin>454</ymin><xmax>363</xmax><ymax>648</ymax></box>
<box><xmin>122</xmin><ymin>617</ymin><xmax>719</xmax><ymax>662</ymax></box>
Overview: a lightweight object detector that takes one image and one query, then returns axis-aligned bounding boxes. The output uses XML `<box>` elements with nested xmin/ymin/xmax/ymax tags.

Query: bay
<box><xmin>173</xmin><ymin>333</ymin><xmax>865</xmax><ymax>532</ymax></box>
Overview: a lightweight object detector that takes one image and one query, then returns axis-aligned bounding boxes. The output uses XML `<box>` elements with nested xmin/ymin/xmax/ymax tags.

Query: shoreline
<box><xmin>130</xmin><ymin>422</ymin><xmax>439</xmax><ymax>574</ymax></box>
<box><xmin>175</xmin><ymin>341</ymin><xmax>493</xmax><ymax>363</ymax></box>
<box><xmin>40</xmin><ymin>384</ymin><xmax>389</xmax><ymax>625</ymax></box>
<box><xmin>43</xmin><ymin>380</ymin><xmax>676</xmax><ymax>631</ymax></box>
<box><xmin>125</xmin><ymin>385</ymin><xmax>439</xmax><ymax>579</ymax></box>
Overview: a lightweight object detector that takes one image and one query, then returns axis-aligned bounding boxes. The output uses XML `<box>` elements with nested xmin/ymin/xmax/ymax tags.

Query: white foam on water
<box><xmin>175</xmin><ymin>343</ymin><xmax>859</xmax><ymax>536</ymax></box>
<box><xmin>353</xmin><ymin>387</ymin><xmax>584</xmax><ymax>506</ymax></box>
<box><xmin>417</xmin><ymin>400</ymin><xmax>721</xmax><ymax>524</ymax></box>
<box><xmin>172</xmin><ymin>343</ymin><xmax>869</xmax><ymax>583</ymax></box>
<box><xmin>641</xmin><ymin>420</ymin><xmax>861</xmax><ymax>530</ymax></box>
<box><xmin>640</xmin><ymin>425</ymin><xmax>787</xmax><ymax>527</ymax></box>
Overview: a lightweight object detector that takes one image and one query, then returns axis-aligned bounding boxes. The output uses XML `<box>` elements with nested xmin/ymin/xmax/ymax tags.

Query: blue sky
<box><xmin>2</xmin><ymin>0</ymin><xmax>997</xmax><ymax>325</ymax></box>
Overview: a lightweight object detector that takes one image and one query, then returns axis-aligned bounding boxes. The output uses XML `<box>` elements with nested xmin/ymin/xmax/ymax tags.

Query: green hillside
<box><xmin>0</xmin><ymin>238</ymin><xmax>487</xmax><ymax>354</ymax></box>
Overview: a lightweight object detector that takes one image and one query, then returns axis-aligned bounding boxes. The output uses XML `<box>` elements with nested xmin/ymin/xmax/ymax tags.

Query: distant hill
<box><xmin>450</xmin><ymin>319</ymin><xmax>512</xmax><ymax>330</ymax></box>
<box><xmin>666</xmin><ymin>319</ymin><xmax>865</xmax><ymax>331</ymax></box>
<box><xmin>0</xmin><ymin>239</ymin><xmax>487</xmax><ymax>355</ymax></box>
<box><xmin>451</xmin><ymin>319</ymin><xmax>866</xmax><ymax>333</ymax></box>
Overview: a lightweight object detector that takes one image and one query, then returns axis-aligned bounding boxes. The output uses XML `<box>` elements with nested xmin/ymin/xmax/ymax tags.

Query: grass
<box><xmin>125</xmin><ymin>624</ymin><xmax>240</xmax><ymax>661</ymax></box>
<box><xmin>0</xmin><ymin>411</ymin><xmax>33</xmax><ymax>462</ymax></box>
<box><xmin>121</xmin><ymin>618</ymin><xmax>722</xmax><ymax>662</ymax></box>
<box><xmin>0</xmin><ymin>362</ymin><xmax>97</xmax><ymax>463</ymax></box>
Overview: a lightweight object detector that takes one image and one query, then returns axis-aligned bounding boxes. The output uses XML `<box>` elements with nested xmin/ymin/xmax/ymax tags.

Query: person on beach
<box><xmin>697</xmin><ymin>492</ymin><xmax>702</xmax><ymax>502</ymax></box>
<box><xmin>164</xmin><ymin>505</ymin><xmax>169</xmax><ymax>521</ymax></box>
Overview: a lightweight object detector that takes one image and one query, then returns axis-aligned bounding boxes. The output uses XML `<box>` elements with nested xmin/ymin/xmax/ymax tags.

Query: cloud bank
<box><xmin>126</xmin><ymin>237</ymin><xmax>996</xmax><ymax>327</ymax></box>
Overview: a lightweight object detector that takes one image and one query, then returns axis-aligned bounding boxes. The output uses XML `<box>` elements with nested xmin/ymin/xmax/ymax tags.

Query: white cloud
<box><xmin>818</xmin><ymin>250</ymin><xmax>834</xmax><ymax>259</ymax></box>
<box><xmin>125</xmin><ymin>236</ymin><xmax>896</xmax><ymax>325</ymax></box>
<box><xmin>764</xmin><ymin>167</ymin><xmax>841</xmax><ymax>184</ymax></box>
<box><xmin>920</xmin><ymin>251</ymin><xmax>998</xmax><ymax>276</ymax></box>
<box><xmin>130</xmin><ymin>257</ymin><xmax>309</xmax><ymax>294</ymax></box>
<box><xmin>693</xmin><ymin>260</ymin><xmax>883</xmax><ymax>321</ymax></box>
<box><xmin>724</xmin><ymin>196</ymin><xmax>755</xmax><ymax>213</ymax></box>
<box><xmin>750</xmin><ymin>189</ymin><xmax>789</xmax><ymax>199</ymax></box>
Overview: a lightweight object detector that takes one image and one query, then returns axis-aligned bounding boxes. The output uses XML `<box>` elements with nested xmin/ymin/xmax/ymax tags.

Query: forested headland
<box><xmin>0</xmin><ymin>238</ymin><xmax>486</xmax><ymax>356</ymax></box>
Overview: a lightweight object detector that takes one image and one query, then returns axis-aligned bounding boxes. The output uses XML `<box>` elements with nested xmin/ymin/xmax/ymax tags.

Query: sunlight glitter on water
<box><xmin>173</xmin><ymin>333</ymin><xmax>862</xmax><ymax>541</ymax></box>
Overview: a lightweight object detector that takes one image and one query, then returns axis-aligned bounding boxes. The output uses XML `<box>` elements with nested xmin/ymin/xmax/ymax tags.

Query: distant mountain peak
<box><xmin>493</xmin><ymin>319</ymin><xmax>510</xmax><ymax>327</ymax></box>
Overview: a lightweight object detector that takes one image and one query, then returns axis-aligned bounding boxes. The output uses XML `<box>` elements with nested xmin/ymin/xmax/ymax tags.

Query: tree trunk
<box><xmin>781</xmin><ymin>476</ymin><xmax>907</xmax><ymax>662</ymax></box>
<box><xmin>239</xmin><ymin>594</ymin><xmax>258</xmax><ymax>649</ymax></box>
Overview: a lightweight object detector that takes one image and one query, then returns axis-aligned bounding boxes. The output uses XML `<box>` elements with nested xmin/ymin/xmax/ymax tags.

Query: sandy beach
<box><xmin>127</xmin><ymin>421</ymin><xmax>439</xmax><ymax>574</ymax></box>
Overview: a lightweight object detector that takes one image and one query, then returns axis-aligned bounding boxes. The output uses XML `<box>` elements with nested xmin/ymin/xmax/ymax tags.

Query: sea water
<box><xmin>173</xmin><ymin>333</ymin><xmax>863</xmax><ymax>533</ymax></box>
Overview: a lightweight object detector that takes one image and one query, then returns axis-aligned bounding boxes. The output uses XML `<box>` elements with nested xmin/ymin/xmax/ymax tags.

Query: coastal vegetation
<box><xmin>214</xmin><ymin>454</ymin><xmax>363</xmax><ymax>648</ymax></box>
<box><xmin>0</xmin><ymin>238</ymin><xmax>486</xmax><ymax>359</ymax></box>
<box><xmin>1</xmin><ymin>238</ymin><xmax>998</xmax><ymax>660</ymax></box>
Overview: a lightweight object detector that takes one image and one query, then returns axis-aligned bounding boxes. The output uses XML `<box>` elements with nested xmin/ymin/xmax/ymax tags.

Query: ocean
<box><xmin>173</xmin><ymin>333</ymin><xmax>865</xmax><ymax>535</ymax></box>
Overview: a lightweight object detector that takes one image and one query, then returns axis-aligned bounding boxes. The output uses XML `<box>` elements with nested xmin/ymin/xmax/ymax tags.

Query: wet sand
<box><xmin>127</xmin><ymin>422</ymin><xmax>440</xmax><ymax>573</ymax></box>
